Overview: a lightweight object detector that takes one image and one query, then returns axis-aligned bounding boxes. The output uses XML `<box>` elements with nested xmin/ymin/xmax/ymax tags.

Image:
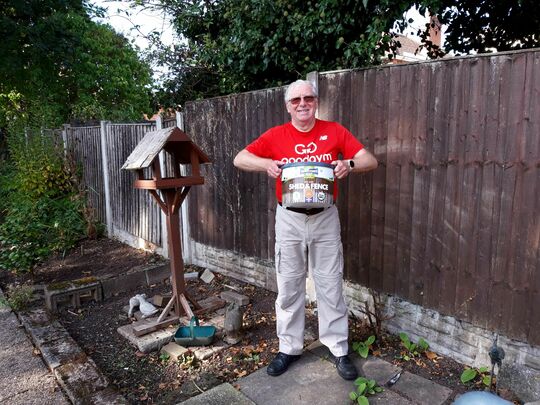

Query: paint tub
<box><xmin>281</xmin><ymin>162</ymin><xmax>334</xmax><ymax>208</ymax></box>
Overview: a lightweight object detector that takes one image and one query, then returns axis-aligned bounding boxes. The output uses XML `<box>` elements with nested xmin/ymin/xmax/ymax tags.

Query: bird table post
<box><xmin>121</xmin><ymin>127</ymin><xmax>223</xmax><ymax>334</ymax></box>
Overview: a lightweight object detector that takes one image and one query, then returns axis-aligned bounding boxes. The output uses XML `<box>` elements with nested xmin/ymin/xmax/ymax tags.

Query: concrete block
<box><xmin>200</xmin><ymin>269</ymin><xmax>215</xmax><ymax>283</ymax></box>
<box><xmin>220</xmin><ymin>290</ymin><xmax>250</xmax><ymax>306</ymax></box>
<box><xmin>88</xmin><ymin>387</ymin><xmax>128</xmax><ymax>404</ymax></box>
<box><xmin>101</xmin><ymin>271</ymin><xmax>146</xmax><ymax>298</ymax></box>
<box><xmin>54</xmin><ymin>358</ymin><xmax>109</xmax><ymax>404</ymax></box>
<box><xmin>117</xmin><ymin>321</ymin><xmax>176</xmax><ymax>353</ymax></box>
<box><xmin>161</xmin><ymin>342</ymin><xmax>189</xmax><ymax>360</ymax></box>
<box><xmin>22</xmin><ymin>320</ymin><xmax>73</xmax><ymax>346</ymax></box>
<box><xmin>145</xmin><ymin>263</ymin><xmax>170</xmax><ymax>285</ymax></box>
<box><xmin>39</xmin><ymin>337</ymin><xmax>88</xmax><ymax>370</ymax></box>
<box><xmin>151</xmin><ymin>294</ymin><xmax>172</xmax><ymax>307</ymax></box>
<box><xmin>192</xmin><ymin>340</ymin><xmax>229</xmax><ymax>360</ymax></box>
<box><xmin>44</xmin><ymin>282</ymin><xmax>102</xmax><ymax>312</ymax></box>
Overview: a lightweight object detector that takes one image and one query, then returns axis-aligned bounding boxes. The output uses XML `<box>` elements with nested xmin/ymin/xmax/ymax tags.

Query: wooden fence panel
<box><xmin>65</xmin><ymin>126</ymin><xmax>106</xmax><ymax>224</ymax></box>
<box><xmin>184</xmin><ymin>87</ymin><xmax>288</xmax><ymax>260</ymax></box>
<box><xmin>104</xmin><ymin>123</ymin><xmax>161</xmax><ymax>246</ymax></box>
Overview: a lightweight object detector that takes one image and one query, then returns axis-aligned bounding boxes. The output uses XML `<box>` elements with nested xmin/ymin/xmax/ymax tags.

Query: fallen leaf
<box><xmin>236</xmin><ymin>370</ymin><xmax>247</xmax><ymax>378</ymax></box>
<box><xmin>372</xmin><ymin>350</ymin><xmax>381</xmax><ymax>356</ymax></box>
<box><xmin>425</xmin><ymin>351</ymin><xmax>439</xmax><ymax>361</ymax></box>
<box><xmin>158</xmin><ymin>383</ymin><xmax>167</xmax><ymax>389</ymax></box>
<box><xmin>135</xmin><ymin>351</ymin><xmax>146</xmax><ymax>358</ymax></box>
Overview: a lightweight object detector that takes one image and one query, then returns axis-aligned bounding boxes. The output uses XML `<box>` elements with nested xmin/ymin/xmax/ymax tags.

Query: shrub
<box><xmin>0</xmin><ymin>193</ymin><xmax>85</xmax><ymax>273</ymax></box>
<box><xmin>0</xmin><ymin>128</ymin><xmax>86</xmax><ymax>274</ymax></box>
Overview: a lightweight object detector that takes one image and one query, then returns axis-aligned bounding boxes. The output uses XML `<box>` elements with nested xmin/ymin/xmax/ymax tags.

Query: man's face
<box><xmin>286</xmin><ymin>84</ymin><xmax>318</xmax><ymax>126</ymax></box>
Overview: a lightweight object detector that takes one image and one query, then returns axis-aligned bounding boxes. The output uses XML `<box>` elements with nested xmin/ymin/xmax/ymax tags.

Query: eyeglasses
<box><xmin>288</xmin><ymin>95</ymin><xmax>317</xmax><ymax>106</ymax></box>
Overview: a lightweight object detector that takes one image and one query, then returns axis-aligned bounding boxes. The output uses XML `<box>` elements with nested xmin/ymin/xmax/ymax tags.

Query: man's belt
<box><xmin>279</xmin><ymin>203</ymin><xmax>325</xmax><ymax>216</ymax></box>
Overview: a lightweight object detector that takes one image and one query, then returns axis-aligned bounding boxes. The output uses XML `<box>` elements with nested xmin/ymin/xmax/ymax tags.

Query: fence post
<box><xmin>155</xmin><ymin>116</ymin><xmax>170</xmax><ymax>259</ymax></box>
<box><xmin>100</xmin><ymin>120</ymin><xmax>113</xmax><ymax>238</ymax></box>
<box><xmin>61</xmin><ymin>124</ymin><xmax>70</xmax><ymax>157</ymax></box>
<box><xmin>176</xmin><ymin>111</ymin><xmax>192</xmax><ymax>265</ymax></box>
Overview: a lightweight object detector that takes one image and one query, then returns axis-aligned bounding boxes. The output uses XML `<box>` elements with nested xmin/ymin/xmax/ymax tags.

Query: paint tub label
<box><xmin>281</xmin><ymin>162</ymin><xmax>334</xmax><ymax>208</ymax></box>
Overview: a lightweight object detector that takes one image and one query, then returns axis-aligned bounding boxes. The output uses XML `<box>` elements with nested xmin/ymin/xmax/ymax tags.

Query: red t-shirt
<box><xmin>246</xmin><ymin>119</ymin><xmax>364</xmax><ymax>202</ymax></box>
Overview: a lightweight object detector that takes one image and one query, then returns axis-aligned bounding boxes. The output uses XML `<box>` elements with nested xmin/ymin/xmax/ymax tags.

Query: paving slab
<box><xmin>357</xmin><ymin>356</ymin><xmax>402</xmax><ymax>386</ymax></box>
<box><xmin>237</xmin><ymin>351</ymin><xmax>413</xmax><ymax>405</ymax></box>
<box><xmin>0</xmin><ymin>311</ymin><xmax>27</xmax><ymax>350</ymax></box>
<box><xmin>237</xmin><ymin>351</ymin><xmax>357</xmax><ymax>404</ymax></box>
<box><xmin>0</xmin><ymin>303</ymin><xmax>69</xmax><ymax>404</ymax></box>
<box><xmin>179</xmin><ymin>383</ymin><xmax>255</xmax><ymax>405</ymax></box>
<box><xmin>392</xmin><ymin>370</ymin><xmax>453</xmax><ymax>405</ymax></box>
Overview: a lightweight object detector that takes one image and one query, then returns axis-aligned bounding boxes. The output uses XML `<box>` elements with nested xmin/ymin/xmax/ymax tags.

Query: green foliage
<box><xmin>352</xmin><ymin>335</ymin><xmax>376</xmax><ymax>359</ymax></box>
<box><xmin>141</xmin><ymin>0</ymin><xmax>540</xmax><ymax>106</ymax></box>
<box><xmin>0</xmin><ymin>0</ymin><xmax>152</xmax><ymax>129</ymax></box>
<box><xmin>399</xmin><ymin>1</ymin><xmax>540</xmax><ymax>58</ymax></box>
<box><xmin>349</xmin><ymin>377</ymin><xmax>384</xmax><ymax>404</ymax></box>
<box><xmin>0</xmin><ymin>129</ymin><xmax>86</xmax><ymax>274</ymax></box>
<box><xmin>460</xmin><ymin>366</ymin><xmax>491</xmax><ymax>387</ymax></box>
<box><xmin>178</xmin><ymin>351</ymin><xmax>197</xmax><ymax>369</ymax></box>
<box><xmin>8</xmin><ymin>132</ymin><xmax>74</xmax><ymax>199</ymax></box>
<box><xmin>0</xmin><ymin>193</ymin><xmax>86</xmax><ymax>273</ymax></box>
<box><xmin>140</xmin><ymin>0</ymin><xmax>412</xmax><ymax>105</ymax></box>
<box><xmin>398</xmin><ymin>332</ymin><xmax>429</xmax><ymax>361</ymax></box>
<box><xmin>0</xmin><ymin>284</ymin><xmax>34</xmax><ymax>311</ymax></box>
<box><xmin>159</xmin><ymin>352</ymin><xmax>171</xmax><ymax>363</ymax></box>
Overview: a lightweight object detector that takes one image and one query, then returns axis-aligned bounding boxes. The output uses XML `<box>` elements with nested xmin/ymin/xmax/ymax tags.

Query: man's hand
<box><xmin>266</xmin><ymin>161</ymin><xmax>283</xmax><ymax>179</ymax></box>
<box><xmin>332</xmin><ymin>160</ymin><xmax>351</xmax><ymax>179</ymax></box>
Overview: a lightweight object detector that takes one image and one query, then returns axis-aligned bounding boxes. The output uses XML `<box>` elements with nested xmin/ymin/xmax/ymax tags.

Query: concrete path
<box><xmin>0</xmin><ymin>288</ymin><xmax>69</xmax><ymax>405</ymax></box>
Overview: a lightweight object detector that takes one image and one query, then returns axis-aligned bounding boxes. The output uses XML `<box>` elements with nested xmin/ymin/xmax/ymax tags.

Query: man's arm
<box><xmin>332</xmin><ymin>148</ymin><xmax>378</xmax><ymax>179</ymax></box>
<box><xmin>233</xmin><ymin>149</ymin><xmax>282</xmax><ymax>178</ymax></box>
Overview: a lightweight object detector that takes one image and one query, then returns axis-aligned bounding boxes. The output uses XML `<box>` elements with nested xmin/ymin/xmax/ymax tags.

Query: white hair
<box><xmin>284</xmin><ymin>80</ymin><xmax>318</xmax><ymax>102</ymax></box>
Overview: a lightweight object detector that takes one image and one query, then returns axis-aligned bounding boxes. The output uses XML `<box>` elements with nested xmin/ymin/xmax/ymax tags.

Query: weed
<box><xmin>358</xmin><ymin>289</ymin><xmax>393</xmax><ymax>337</ymax></box>
<box><xmin>159</xmin><ymin>352</ymin><xmax>170</xmax><ymax>364</ymax></box>
<box><xmin>1</xmin><ymin>284</ymin><xmax>34</xmax><ymax>311</ymax></box>
<box><xmin>352</xmin><ymin>335</ymin><xmax>376</xmax><ymax>359</ymax></box>
<box><xmin>461</xmin><ymin>366</ymin><xmax>492</xmax><ymax>387</ymax></box>
<box><xmin>178</xmin><ymin>352</ymin><xmax>197</xmax><ymax>369</ymax></box>
<box><xmin>349</xmin><ymin>377</ymin><xmax>383</xmax><ymax>404</ymax></box>
<box><xmin>398</xmin><ymin>332</ymin><xmax>429</xmax><ymax>361</ymax></box>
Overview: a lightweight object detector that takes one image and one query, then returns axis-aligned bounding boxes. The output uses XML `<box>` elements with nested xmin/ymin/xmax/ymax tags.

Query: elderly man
<box><xmin>233</xmin><ymin>79</ymin><xmax>378</xmax><ymax>380</ymax></box>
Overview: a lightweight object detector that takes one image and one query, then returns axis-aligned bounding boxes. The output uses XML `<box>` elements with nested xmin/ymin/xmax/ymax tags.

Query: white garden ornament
<box><xmin>128</xmin><ymin>294</ymin><xmax>159</xmax><ymax>318</ymax></box>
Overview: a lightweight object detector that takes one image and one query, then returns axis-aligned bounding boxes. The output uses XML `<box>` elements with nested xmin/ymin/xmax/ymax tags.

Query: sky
<box><xmin>90</xmin><ymin>0</ymin><xmax>175</xmax><ymax>50</ymax></box>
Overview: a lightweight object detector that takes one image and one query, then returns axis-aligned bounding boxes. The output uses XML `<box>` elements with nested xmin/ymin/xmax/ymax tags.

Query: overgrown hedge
<box><xmin>0</xmin><ymin>129</ymin><xmax>87</xmax><ymax>274</ymax></box>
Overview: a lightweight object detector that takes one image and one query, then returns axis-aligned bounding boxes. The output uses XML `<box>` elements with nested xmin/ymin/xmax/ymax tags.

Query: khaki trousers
<box><xmin>274</xmin><ymin>204</ymin><xmax>349</xmax><ymax>357</ymax></box>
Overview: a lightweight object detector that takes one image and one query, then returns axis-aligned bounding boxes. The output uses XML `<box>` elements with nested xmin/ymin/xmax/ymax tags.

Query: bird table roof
<box><xmin>121</xmin><ymin>127</ymin><xmax>210</xmax><ymax>170</ymax></box>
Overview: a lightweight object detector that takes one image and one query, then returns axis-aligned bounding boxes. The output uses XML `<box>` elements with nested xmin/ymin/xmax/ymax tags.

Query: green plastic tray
<box><xmin>174</xmin><ymin>316</ymin><xmax>216</xmax><ymax>346</ymax></box>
